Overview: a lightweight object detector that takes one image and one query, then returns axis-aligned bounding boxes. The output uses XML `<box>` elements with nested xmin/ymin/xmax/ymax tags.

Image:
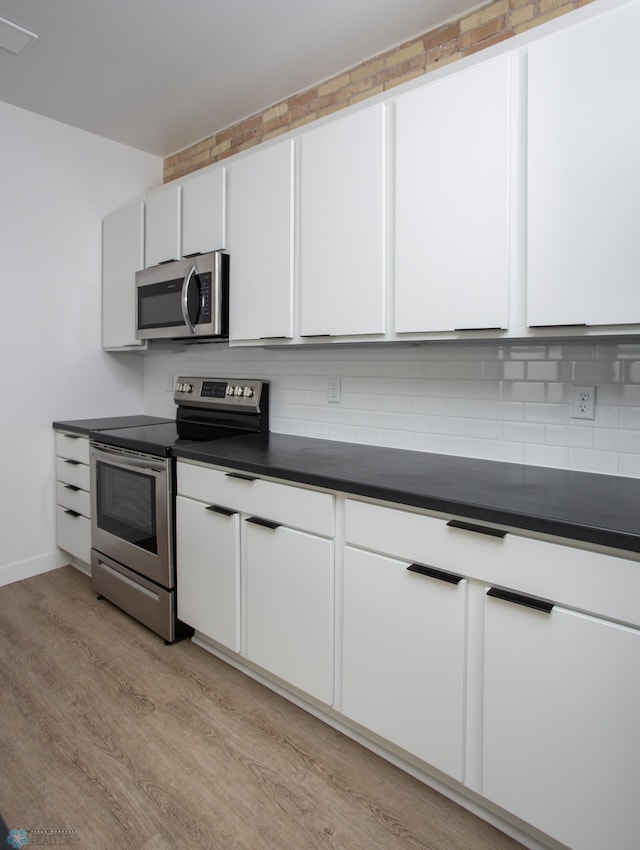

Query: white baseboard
<box><xmin>0</xmin><ymin>550</ymin><xmax>68</xmax><ymax>587</ymax></box>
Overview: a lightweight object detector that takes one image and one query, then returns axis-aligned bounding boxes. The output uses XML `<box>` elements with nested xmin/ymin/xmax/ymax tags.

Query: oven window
<box><xmin>96</xmin><ymin>462</ymin><xmax>157</xmax><ymax>554</ymax></box>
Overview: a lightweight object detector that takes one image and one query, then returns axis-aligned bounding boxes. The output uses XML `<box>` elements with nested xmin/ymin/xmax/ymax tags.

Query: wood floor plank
<box><xmin>0</xmin><ymin>567</ymin><xmax>526</xmax><ymax>850</ymax></box>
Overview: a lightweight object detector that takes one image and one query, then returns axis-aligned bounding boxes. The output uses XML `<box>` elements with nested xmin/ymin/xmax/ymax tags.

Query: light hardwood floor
<box><xmin>0</xmin><ymin>566</ymin><xmax>526</xmax><ymax>850</ymax></box>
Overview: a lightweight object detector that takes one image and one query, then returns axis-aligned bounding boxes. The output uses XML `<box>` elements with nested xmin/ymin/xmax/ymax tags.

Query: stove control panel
<box><xmin>174</xmin><ymin>376</ymin><xmax>266</xmax><ymax>411</ymax></box>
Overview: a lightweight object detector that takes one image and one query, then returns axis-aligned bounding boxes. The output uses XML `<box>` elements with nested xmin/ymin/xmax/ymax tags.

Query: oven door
<box><xmin>90</xmin><ymin>444</ymin><xmax>172</xmax><ymax>588</ymax></box>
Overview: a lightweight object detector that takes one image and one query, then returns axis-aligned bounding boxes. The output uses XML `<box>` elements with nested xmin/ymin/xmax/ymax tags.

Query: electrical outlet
<box><xmin>571</xmin><ymin>385</ymin><xmax>596</xmax><ymax>420</ymax></box>
<box><xmin>328</xmin><ymin>378</ymin><xmax>341</xmax><ymax>404</ymax></box>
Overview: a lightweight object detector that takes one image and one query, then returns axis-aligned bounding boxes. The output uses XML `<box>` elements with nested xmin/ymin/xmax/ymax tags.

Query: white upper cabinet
<box><xmin>144</xmin><ymin>182</ymin><xmax>181</xmax><ymax>267</ymax></box>
<box><xmin>527</xmin><ymin>1</ymin><xmax>640</xmax><ymax>328</ymax></box>
<box><xmin>181</xmin><ymin>167</ymin><xmax>227</xmax><ymax>257</ymax></box>
<box><xmin>102</xmin><ymin>199</ymin><xmax>146</xmax><ymax>350</ymax></box>
<box><xmin>144</xmin><ymin>168</ymin><xmax>227</xmax><ymax>268</ymax></box>
<box><xmin>394</xmin><ymin>55</ymin><xmax>512</xmax><ymax>334</ymax></box>
<box><xmin>299</xmin><ymin>103</ymin><xmax>387</xmax><ymax>338</ymax></box>
<box><xmin>227</xmin><ymin>140</ymin><xmax>295</xmax><ymax>341</ymax></box>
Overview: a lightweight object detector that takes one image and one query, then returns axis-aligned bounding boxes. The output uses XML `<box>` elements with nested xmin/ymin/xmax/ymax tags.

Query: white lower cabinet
<box><xmin>342</xmin><ymin>545</ymin><xmax>466</xmax><ymax>779</ymax></box>
<box><xmin>245</xmin><ymin>520</ymin><xmax>333</xmax><ymax>705</ymax></box>
<box><xmin>176</xmin><ymin>495</ymin><xmax>241</xmax><ymax>652</ymax></box>
<box><xmin>483</xmin><ymin>592</ymin><xmax>640</xmax><ymax>850</ymax></box>
<box><xmin>175</xmin><ymin>463</ymin><xmax>640</xmax><ymax>849</ymax></box>
<box><xmin>176</xmin><ymin>461</ymin><xmax>335</xmax><ymax>704</ymax></box>
<box><xmin>54</xmin><ymin>431</ymin><xmax>91</xmax><ymax>567</ymax></box>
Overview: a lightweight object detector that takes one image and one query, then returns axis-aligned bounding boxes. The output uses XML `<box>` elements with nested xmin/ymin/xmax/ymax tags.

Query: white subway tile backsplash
<box><xmin>503</xmin><ymin>421</ymin><xmax>546</xmax><ymax>444</ymax></box>
<box><xmin>527</xmin><ymin>361</ymin><xmax>561</xmax><ymax>381</ymax></box>
<box><xmin>144</xmin><ymin>340</ymin><xmax>640</xmax><ymax>478</ymax></box>
<box><xmin>444</xmin><ymin>436</ymin><xmax>484</xmax><ymax>457</ymax></box>
<box><xmin>620</xmin><ymin>407</ymin><xmax>640</xmax><ymax>429</ymax></box>
<box><xmin>483</xmin><ymin>441</ymin><xmax>524</xmax><ymax>463</ymax></box>
<box><xmin>430</xmin><ymin>417</ymin><xmax>466</xmax><ymax>437</ymax></box>
<box><xmin>503</xmin><ymin>382</ymin><xmax>546</xmax><ymax>402</ymax></box>
<box><xmin>465</xmin><ymin>419</ymin><xmax>504</xmax><ymax>440</ymax></box>
<box><xmin>382</xmin><ymin>430</ymin><xmax>413</xmax><ymax>450</ymax></box>
<box><xmin>524</xmin><ymin>402</ymin><xmax>569</xmax><ymax>424</ymax></box>
<box><xmin>619</xmin><ymin>453</ymin><xmax>640</xmax><ymax>477</ymax></box>
<box><xmin>411</xmin><ymin>432</ymin><xmax>448</xmax><ymax>453</ymax></box>
<box><xmin>524</xmin><ymin>444</ymin><xmax>570</xmax><ymax>469</ymax></box>
<box><xmin>503</xmin><ymin>361</ymin><xmax>525</xmax><ymax>380</ymax></box>
<box><xmin>568</xmin><ymin>448</ymin><xmax>618</xmax><ymax>475</ymax></box>
<box><xmin>545</xmin><ymin>424</ymin><xmax>593</xmax><ymax>449</ymax></box>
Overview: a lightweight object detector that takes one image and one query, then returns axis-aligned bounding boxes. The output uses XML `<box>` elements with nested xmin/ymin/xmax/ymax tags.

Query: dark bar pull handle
<box><xmin>407</xmin><ymin>563</ymin><xmax>463</xmax><ymax>585</ymax></box>
<box><xmin>246</xmin><ymin>516</ymin><xmax>281</xmax><ymax>531</ymax></box>
<box><xmin>63</xmin><ymin>484</ymin><xmax>81</xmax><ymax>492</ymax></box>
<box><xmin>62</xmin><ymin>433</ymin><xmax>80</xmax><ymax>439</ymax></box>
<box><xmin>529</xmin><ymin>323</ymin><xmax>588</xmax><ymax>329</ymax></box>
<box><xmin>447</xmin><ymin>520</ymin><xmax>506</xmax><ymax>539</ymax></box>
<box><xmin>225</xmin><ymin>472</ymin><xmax>258</xmax><ymax>482</ymax></box>
<box><xmin>205</xmin><ymin>505</ymin><xmax>237</xmax><ymax>517</ymax></box>
<box><xmin>64</xmin><ymin>509</ymin><xmax>81</xmax><ymax>518</ymax></box>
<box><xmin>300</xmin><ymin>334</ymin><xmax>331</xmax><ymax>338</ymax></box>
<box><xmin>63</xmin><ymin>459</ymin><xmax>81</xmax><ymax>466</ymax></box>
<box><xmin>487</xmin><ymin>587</ymin><xmax>554</xmax><ymax>613</ymax></box>
<box><xmin>454</xmin><ymin>327</ymin><xmax>502</xmax><ymax>332</ymax></box>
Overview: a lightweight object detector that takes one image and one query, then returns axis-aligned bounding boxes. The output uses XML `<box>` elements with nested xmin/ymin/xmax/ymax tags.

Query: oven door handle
<box><xmin>181</xmin><ymin>265</ymin><xmax>198</xmax><ymax>335</ymax></box>
<box><xmin>91</xmin><ymin>445</ymin><xmax>167</xmax><ymax>475</ymax></box>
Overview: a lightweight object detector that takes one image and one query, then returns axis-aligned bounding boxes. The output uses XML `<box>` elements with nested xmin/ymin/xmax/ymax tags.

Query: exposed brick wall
<box><xmin>163</xmin><ymin>0</ymin><xmax>595</xmax><ymax>182</ymax></box>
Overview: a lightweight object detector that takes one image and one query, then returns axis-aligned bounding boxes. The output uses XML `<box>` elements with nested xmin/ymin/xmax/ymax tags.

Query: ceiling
<box><xmin>0</xmin><ymin>0</ymin><xmax>482</xmax><ymax>158</ymax></box>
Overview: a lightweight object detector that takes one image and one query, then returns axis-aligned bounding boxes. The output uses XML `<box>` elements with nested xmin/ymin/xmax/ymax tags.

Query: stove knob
<box><xmin>176</xmin><ymin>382</ymin><xmax>184</xmax><ymax>392</ymax></box>
<box><xmin>225</xmin><ymin>385</ymin><xmax>233</xmax><ymax>396</ymax></box>
<box><xmin>186</xmin><ymin>383</ymin><xmax>193</xmax><ymax>393</ymax></box>
<box><xmin>234</xmin><ymin>385</ymin><xmax>243</xmax><ymax>396</ymax></box>
<box><xmin>243</xmin><ymin>386</ymin><xmax>254</xmax><ymax>398</ymax></box>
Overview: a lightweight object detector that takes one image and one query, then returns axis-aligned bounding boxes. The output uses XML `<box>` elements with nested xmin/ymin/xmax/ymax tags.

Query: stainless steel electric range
<box><xmin>89</xmin><ymin>376</ymin><xmax>269</xmax><ymax>643</ymax></box>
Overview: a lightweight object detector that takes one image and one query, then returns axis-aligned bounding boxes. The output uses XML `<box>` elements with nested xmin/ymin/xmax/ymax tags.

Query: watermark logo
<box><xmin>6</xmin><ymin>829</ymin><xmax>78</xmax><ymax>847</ymax></box>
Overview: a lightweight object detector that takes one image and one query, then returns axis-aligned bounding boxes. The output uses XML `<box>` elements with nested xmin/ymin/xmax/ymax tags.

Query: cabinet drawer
<box><xmin>345</xmin><ymin>500</ymin><xmax>640</xmax><ymax>625</ymax></box>
<box><xmin>177</xmin><ymin>462</ymin><xmax>334</xmax><ymax>537</ymax></box>
<box><xmin>56</xmin><ymin>505</ymin><xmax>91</xmax><ymax>564</ymax></box>
<box><xmin>56</xmin><ymin>457</ymin><xmax>91</xmax><ymax>490</ymax></box>
<box><xmin>56</xmin><ymin>482</ymin><xmax>91</xmax><ymax>517</ymax></box>
<box><xmin>55</xmin><ymin>431</ymin><xmax>90</xmax><ymax>464</ymax></box>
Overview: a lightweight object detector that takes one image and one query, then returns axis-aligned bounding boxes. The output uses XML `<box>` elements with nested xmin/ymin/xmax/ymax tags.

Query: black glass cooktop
<box><xmin>90</xmin><ymin>421</ymin><xmax>247</xmax><ymax>457</ymax></box>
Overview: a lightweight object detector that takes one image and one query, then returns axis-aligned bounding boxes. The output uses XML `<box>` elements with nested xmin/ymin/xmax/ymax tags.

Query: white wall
<box><xmin>0</xmin><ymin>101</ymin><xmax>162</xmax><ymax>585</ymax></box>
<box><xmin>143</xmin><ymin>340</ymin><xmax>640</xmax><ymax>478</ymax></box>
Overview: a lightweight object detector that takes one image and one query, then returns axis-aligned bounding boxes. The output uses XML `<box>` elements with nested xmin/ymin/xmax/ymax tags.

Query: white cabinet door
<box><xmin>244</xmin><ymin>520</ymin><xmax>333</xmax><ymax>704</ymax></box>
<box><xmin>483</xmin><ymin>590</ymin><xmax>640</xmax><ymax>850</ymax></box>
<box><xmin>342</xmin><ymin>547</ymin><xmax>466</xmax><ymax>780</ymax></box>
<box><xmin>181</xmin><ymin>167</ymin><xmax>227</xmax><ymax>257</ymax></box>
<box><xmin>228</xmin><ymin>141</ymin><xmax>294</xmax><ymax>341</ymax></box>
<box><xmin>299</xmin><ymin>104</ymin><xmax>386</xmax><ymax>338</ymax></box>
<box><xmin>145</xmin><ymin>183</ymin><xmax>181</xmax><ymax>267</ymax></box>
<box><xmin>527</xmin><ymin>1</ymin><xmax>640</xmax><ymax>327</ymax></box>
<box><xmin>176</xmin><ymin>495</ymin><xmax>240</xmax><ymax>651</ymax></box>
<box><xmin>102</xmin><ymin>200</ymin><xmax>146</xmax><ymax>349</ymax></box>
<box><xmin>395</xmin><ymin>55</ymin><xmax>511</xmax><ymax>333</ymax></box>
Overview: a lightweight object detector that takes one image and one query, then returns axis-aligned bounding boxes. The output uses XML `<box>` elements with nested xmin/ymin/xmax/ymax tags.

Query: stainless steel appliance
<box><xmin>135</xmin><ymin>250</ymin><xmax>229</xmax><ymax>341</ymax></box>
<box><xmin>89</xmin><ymin>376</ymin><xmax>269</xmax><ymax>642</ymax></box>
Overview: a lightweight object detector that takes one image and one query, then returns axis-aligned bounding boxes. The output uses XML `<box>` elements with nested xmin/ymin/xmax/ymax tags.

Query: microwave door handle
<box><xmin>181</xmin><ymin>265</ymin><xmax>198</xmax><ymax>335</ymax></box>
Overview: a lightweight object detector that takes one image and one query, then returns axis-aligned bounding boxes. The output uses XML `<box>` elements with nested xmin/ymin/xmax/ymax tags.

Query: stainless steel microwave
<box><xmin>135</xmin><ymin>251</ymin><xmax>229</xmax><ymax>341</ymax></box>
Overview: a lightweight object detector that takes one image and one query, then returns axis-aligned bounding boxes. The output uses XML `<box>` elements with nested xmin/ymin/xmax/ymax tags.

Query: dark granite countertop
<box><xmin>53</xmin><ymin>415</ymin><xmax>172</xmax><ymax>436</ymax></box>
<box><xmin>174</xmin><ymin>433</ymin><xmax>640</xmax><ymax>555</ymax></box>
